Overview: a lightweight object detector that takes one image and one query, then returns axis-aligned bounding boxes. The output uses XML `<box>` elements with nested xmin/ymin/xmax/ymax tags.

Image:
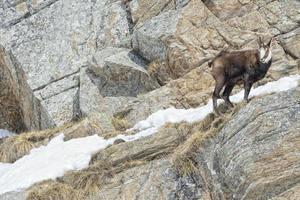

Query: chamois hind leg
<box><xmin>213</xmin><ymin>76</ymin><xmax>226</xmax><ymax>115</ymax></box>
<box><xmin>222</xmin><ymin>83</ymin><xmax>235</xmax><ymax>108</ymax></box>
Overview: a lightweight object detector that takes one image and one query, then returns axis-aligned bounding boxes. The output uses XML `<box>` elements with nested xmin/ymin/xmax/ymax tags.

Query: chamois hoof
<box><xmin>226</xmin><ymin>102</ymin><xmax>234</xmax><ymax>108</ymax></box>
<box><xmin>244</xmin><ymin>98</ymin><xmax>252</xmax><ymax>103</ymax></box>
<box><xmin>214</xmin><ymin>109</ymin><xmax>224</xmax><ymax>117</ymax></box>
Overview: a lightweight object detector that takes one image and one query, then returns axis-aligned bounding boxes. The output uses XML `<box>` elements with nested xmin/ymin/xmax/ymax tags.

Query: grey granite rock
<box><xmin>0</xmin><ymin>45</ymin><xmax>54</xmax><ymax>132</ymax></box>
<box><xmin>90</xmin><ymin>47</ymin><xmax>159</xmax><ymax>97</ymax></box>
<box><xmin>93</xmin><ymin>88</ymin><xmax>300</xmax><ymax>200</ymax></box>
<box><xmin>0</xmin><ymin>0</ymin><xmax>132</xmax><ymax>125</ymax></box>
<box><xmin>132</xmin><ymin>10</ymin><xmax>180</xmax><ymax>61</ymax></box>
<box><xmin>1</xmin><ymin>0</ymin><xmax>299</xmax><ymax>127</ymax></box>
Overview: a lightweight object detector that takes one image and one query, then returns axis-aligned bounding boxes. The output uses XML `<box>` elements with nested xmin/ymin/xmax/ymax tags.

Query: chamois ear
<box><xmin>258</xmin><ymin>36</ymin><xmax>263</xmax><ymax>47</ymax></box>
<box><xmin>267</xmin><ymin>37</ymin><xmax>273</xmax><ymax>47</ymax></box>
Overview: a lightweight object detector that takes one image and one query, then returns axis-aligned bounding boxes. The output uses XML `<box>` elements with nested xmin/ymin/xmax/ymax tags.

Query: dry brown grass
<box><xmin>61</xmin><ymin>161</ymin><xmax>113</xmax><ymax>196</ymax></box>
<box><xmin>111</xmin><ymin>116</ymin><xmax>131</xmax><ymax>131</ymax></box>
<box><xmin>26</xmin><ymin>180</ymin><xmax>82</xmax><ymax>200</ymax></box>
<box><xmin>62</xmin><ymin>159</ymin><xmax>147</xmax><ymax>195</ymax></box>
<box><xmin>147</xmin><ymin>60</ymin><xmax>174</xmax><ymax>85</ymax></box>
<box><xmin>26</xmin><ymin>159</ymin><xmax>147</xmax><ymax>200</ymax></box>
<box><xmin>0</xmin><ymin>123</ymin><xmax>72</xmax><ymax>163</ymax></box>
<box><xmin>147</xmin><ymin>60</ymin><xmax>164</xmax><ymax>76</ymax></box>
<box><xmin>173</xmin><ymin>103</ymin><xmax>244</xmax><ymax>176</ymax></box>
<box><xmin>62</xmin><ymin>117</ymin><xmax>101</xmax><ymax>141</ymax></box>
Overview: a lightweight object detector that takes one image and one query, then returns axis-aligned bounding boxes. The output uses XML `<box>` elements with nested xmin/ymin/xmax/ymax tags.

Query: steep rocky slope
<box><xmin>1</xmin><ymin>84</ymin><xmax>299</xmax><ymax>200</ymax></box>
<box><xmin>89</xmin><ymin>88</ymin><xmax>300</xmax><ymax>200</ymax></box>
<box><xmin>0</xmin><ymin>0</ymin><xmax>299</xmax><ymax>199</ymax></box>
<box><xmin>0</xmin><ymin>0</ymin><xmax>299</xmax><ymax>131</ymax></box>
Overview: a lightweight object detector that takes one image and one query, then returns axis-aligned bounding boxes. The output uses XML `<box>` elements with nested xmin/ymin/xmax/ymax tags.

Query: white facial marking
<box><xmin>262</xmin><ymin>49</ymin><xmax>272</xmax><ymax>63</ymax></box>
<box><xmin>259</xmin><ymin>48</ymin><xmax>266</xmax><ymax>60</ymax></box>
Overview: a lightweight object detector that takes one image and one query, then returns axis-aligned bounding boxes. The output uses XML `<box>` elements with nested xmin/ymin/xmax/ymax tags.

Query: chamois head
<box><xmin>258</xmin><ymin>36</ymin><xmax>273</xmax><ymax>63</ymax></box>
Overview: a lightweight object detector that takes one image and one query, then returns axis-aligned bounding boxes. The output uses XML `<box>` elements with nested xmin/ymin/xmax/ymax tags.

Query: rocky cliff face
<box><xmin>0</xmin><ymin>0</ymin><xmax>299</xmax><ymax>199</ymax></box>
<box><xmin>0</xmin><ymin>0</ymin><xmax>299</xmax><ymax>130</ymax></box>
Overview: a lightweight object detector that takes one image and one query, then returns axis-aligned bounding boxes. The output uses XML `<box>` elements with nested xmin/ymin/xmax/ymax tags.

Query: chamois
<box><xmin>209</xmin><ymin>37</ymin><xmax>274</xmax><ymax>115</ymax></box>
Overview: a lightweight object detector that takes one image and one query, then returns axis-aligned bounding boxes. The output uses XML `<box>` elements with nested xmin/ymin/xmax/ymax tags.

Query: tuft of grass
<box><xmin>27</xmin><ymin>159</ymin><xmax>147</xmax><ymax>199</ymax></box>
<box><xmin>62</xmin><ymin>117</ymin><xmax>101</xmax><ymax>141</ymax></box>
<box><xmin>0</xmin><ymin>135</ymin><xmax>37</xmax><ymax>163</ymax></box>
<box><xmin>173</xmin><ymin>103</ymin><xmax>243</xmax><ymax>176</ymax></box>
<box><xmin>61</xmin><ymin>161</ymin><xmax>114</xmax><ymax>196</ymax></box>
<box><xmin>0</xmin><ymin>121</ymin><xmax>77</xmax><ymax>163</ymax></box>
<box><xmin>147</xmin><ymin>60</ymin><xmax>173</xmax><ymax>85</ymax></box>
<box><xmin>26</xmin><ymin>180</ymin><xmax>82</xmax><ymax>200</ymax></box>
<box><xmin>0</xmin><ymin>126</ymin><xmax>64</xmax><ymax>163</ymax></box>
<box><xmin>111</xmin><ymin>116</ymin><xmax>131</xmax><ymax>131</ymax></box>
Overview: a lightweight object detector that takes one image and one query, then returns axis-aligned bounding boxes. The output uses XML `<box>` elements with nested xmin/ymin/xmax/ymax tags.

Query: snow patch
<box><xmin>0</xmin><ymin>134</ymin><xmax>112</xmax><ymax>194</ymax></box>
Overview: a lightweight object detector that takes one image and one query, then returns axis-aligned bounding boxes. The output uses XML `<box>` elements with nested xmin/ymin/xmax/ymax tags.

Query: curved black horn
<box><xmin>267</xmin><ymin>37</ymin><xmax>273</xmax><ymax>47</ymax></box>
<box><xmin>258</xmin><ymin>36</ymin><xmax>263</xmax><ymax>47</ymax></box>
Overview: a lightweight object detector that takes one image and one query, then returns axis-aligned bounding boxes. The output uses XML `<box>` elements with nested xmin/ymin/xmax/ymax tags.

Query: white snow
<box><xmin>0</xmin><ymin>75</ymin><xmax>299</xmax><ymax>194</ymax></box>
<box><xmin>0</xmin><ymin>134</ymin><xmax>112</xmax><ymax>194</ymax></box>
<box><xmin>0</xmin><ymin>129</ymin><xmax>14</xmax><ymax>139</ymax></box>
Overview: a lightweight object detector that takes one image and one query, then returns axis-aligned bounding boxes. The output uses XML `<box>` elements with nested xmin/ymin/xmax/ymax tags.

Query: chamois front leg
<box><xmin>243</xmin><ymin>78</ymin><xmax>253</xmax><ymax>103</ymax></box>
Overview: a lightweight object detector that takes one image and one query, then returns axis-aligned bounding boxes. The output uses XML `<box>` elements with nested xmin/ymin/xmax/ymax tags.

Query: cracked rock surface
<box><xmin>89</xmin><ymin>87</ymin><xmax>300</xmax><ymax>200</ymax></box>
<box><xmin>0</xmin><ymin>0</ymin><xmax>299</xmax><ymax>198</ymax></box>
<box><xmin>72</xmin><ymin>87</ymin><xmax>300</xmax><ymax>200</ymax></box>
<box><xmin>0</xmin><ymin>0</ymin><xmax>299</xmax><ymax>129</ymax></box>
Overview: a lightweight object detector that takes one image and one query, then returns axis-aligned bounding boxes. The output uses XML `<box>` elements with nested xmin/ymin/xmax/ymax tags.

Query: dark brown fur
<box><xmin>210</xmin><ymin>38</ymin><xmax>273</xmax><ymax>115</ymax></box>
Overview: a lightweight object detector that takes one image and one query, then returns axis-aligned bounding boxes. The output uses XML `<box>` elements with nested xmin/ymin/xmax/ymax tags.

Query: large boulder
<box><xmin>202</xmin><ymin>0</ymin><xmax>300</xmax><ymax>35</ymax></box>
<box><xmin>256</xmin><ymin>0</ymin><xmax>300</xmax><ymax>34</ymax></box>
<box><xmin>0</xmin><ymin>45</ymin><xmax>54</xmax><ymax>133</ymax></box>
<box><xmin>0</xmin><ymin>0</ymin><xmax>95</xmax><ymax>125</ymax></box>
<box><xmin>132</xmin><ymin>10</ymin><xmax>180</xmax><ymax>61</ymax></box>
<box><xmin>90</xmin><ymin>48</ymin><xmax>159</xmax><ymax>97</ymax></box>
<box><xmin>0</xmin><ymin>0</ymin><xmax>133</xmax><ymax>125</ymax></box>
<box><xmin>132</xmin><ymin>0</ymin><xmax>220</xmax><ymax>82</ymax></box>
<box><xmin>113</xmin><ymin>66</ymin><xmax>214</xmax><ymax>127</ymax></box>
<box><xmin>79</xmin><ymin>65</ymin><xmax>135</xmax><ymax>132</ymax></box>
<box><xmin>95</xmin><ymin>1</ymin><xmax>132</xmax><ymax>49</ymax></box>
<box><xmin>83</xmin><ymin>87</ymin><xmax>300</xmax><ymax>200</ymax></box>
<box><xmin>79</xmin><ymin>47</ymin><xmax>160</xmax><ymax>131</ymax></box>
<box><xmin>279</xmin><ymin>28</ymin><xmax>300</xmax><ymax>59</ymax></box>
